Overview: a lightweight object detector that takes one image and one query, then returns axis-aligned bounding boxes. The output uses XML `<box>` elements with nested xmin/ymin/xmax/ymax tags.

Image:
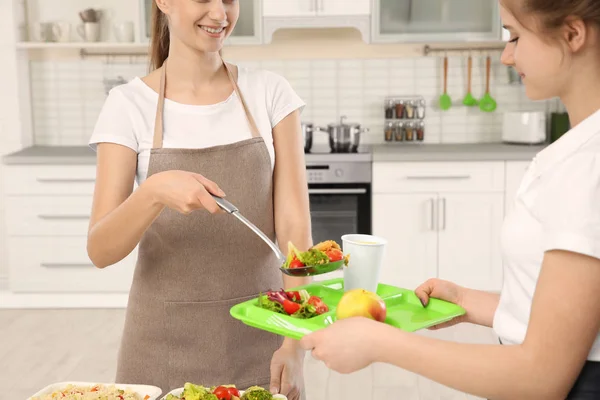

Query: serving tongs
<box><xmin>212</xmin><ymin>195</ymin><xmax>344</xmax><ymax>277</ymax></box>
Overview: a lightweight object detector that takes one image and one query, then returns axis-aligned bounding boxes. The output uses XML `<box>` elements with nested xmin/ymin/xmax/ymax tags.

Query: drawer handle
<box><xmin>41</xmin><ymin>263</ymin><xmax>95</xmax><ymax>268</ymax></box>
<box><xmin>405</xmin><ymin>175</ymin><xmax>471</xmax><ymax>180</ymax></box>
<box><xmin>38</xmin><ymin>214</ymin><xmax>90</xmax><ymax>220</ymax></box>
<box><xmin>36</xmin><ymin>178</ymin><xmax>95</xmax><ymax>183</ymax></box>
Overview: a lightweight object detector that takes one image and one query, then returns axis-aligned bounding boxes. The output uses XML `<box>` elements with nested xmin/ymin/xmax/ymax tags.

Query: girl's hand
<box><xmin>414</xmin><ymin>278</ymin><xmax>468</xmax><ymax>329</ymax></box>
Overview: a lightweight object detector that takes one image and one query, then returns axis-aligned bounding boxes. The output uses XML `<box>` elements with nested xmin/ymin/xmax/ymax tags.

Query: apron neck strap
<box><xmin>152</xmin><ymin>57</ymin><xmax>262</xmax><ymax>150</ymax></box>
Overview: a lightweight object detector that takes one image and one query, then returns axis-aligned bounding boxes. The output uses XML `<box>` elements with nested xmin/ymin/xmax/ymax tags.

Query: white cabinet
<box><xmin>262</xmin><ymin>0</ymin><xmax>316</xmax><ymax>17</ymax></box>
<box><xmin>437</xmin><ymin>194</ymin><xmax>504</xmax><ymax>291</ymax></box>
<box><xmin>3</xmin><ymin>164</ymin><xmax>137</xmax><ymax>294</ymax></box>
<box><xmin>227</xmin><ymin>0</ymin><xmax>263</xmax><ymax>45</ymax></box>
<box><xmin>262</xmin><ymin>0</ymin><xmax>371</xmax><ymax>43</ymax></box>
<box><xmin>372</xmin><ymin>0</ymin><xmax>502</xmax><ymax>43</ymax></box>
<box><xmin>373</xmin><ymin>162</ymin><xmax>505</xmax><ymax>292</ymax></box>
<box><xmin>319</xmin><ymin>0</ymin><xmax>371</xmax><ymax>16</ymax></box>
<box><xmin>263</xmin><ymin>0</ymin><xmax>370</xmax><ymax>17</ymax></box>
<box><xmin>373</xmin><ymin>193</ymin><xmax>437</xmax><ymax>290</ymax></box>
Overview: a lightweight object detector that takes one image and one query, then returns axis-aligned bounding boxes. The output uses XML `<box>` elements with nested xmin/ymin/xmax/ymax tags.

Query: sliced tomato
<box><xmin>227</xmin><ymin>387</ymin><xmax>240</xmax><ymax>397</ymax></box>
<box><xmin>325</xmin><ymin>249</ymin><xmax>344</xmax><ymax>262</ymax></box>
<box><xmin>308</xmin><ymin>296</ymin><xmax>329</xmax><ymax>314</ymax></box>
<box><xmin>213</xmin><ymin>386</ymin><xmax>232</xmax><ymax>400</ymax></box>
<box><xmin>286</xmin><ymin>291</ymin><xmax>301</xmax><ymax>302</ymax></box>
<box><xmin>289</xmin><ymin>258</ymin><xmax>305</xmax><ymax>269</ymax></box>
<box><xmin>283</xmin><ymin>299</ymin><xmax>301</xmax><ymax>314</ymax></box>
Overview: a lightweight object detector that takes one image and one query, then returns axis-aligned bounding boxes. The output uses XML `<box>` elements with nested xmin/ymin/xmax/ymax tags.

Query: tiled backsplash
<box><xmin>30</xmin><ymin>54</ymin><xmax>556</xmax><ymax>146</ymax></box>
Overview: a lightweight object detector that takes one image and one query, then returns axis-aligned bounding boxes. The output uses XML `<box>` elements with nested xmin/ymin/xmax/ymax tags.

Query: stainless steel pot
<box><xmin>319</xmin><ymin>116</ymin><xmax>369</xmax><ymax>153</ymax></box>
<box><xmin>301</xmin><ymin>122</ymin><xmax>315</xmax><ymax>153</ymax></box>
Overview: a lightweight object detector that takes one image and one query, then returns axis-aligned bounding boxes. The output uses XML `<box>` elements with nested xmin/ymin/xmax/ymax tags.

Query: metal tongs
<box><xmin>212</xmin><ymin>195</ymin><xmax>344</xmax><ymax>277</ymax></box>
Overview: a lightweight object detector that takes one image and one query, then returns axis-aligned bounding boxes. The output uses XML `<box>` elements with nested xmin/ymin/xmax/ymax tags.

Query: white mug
<box><xmin>52</xmin><ymin>22</ymin><xmax>71</xmax><ymax>42</ymax></box>
<box><xmin>341</xmin><ymin>234</ymin><xmax>387</xmax><ymax>293</ymax></box>
<box><xmin>77</xmin><ymin>22</ymin><xmax>101</xmax><ymax>42</ymax></box>
<box><xmin>34</xmin><ymin>22</ymin><xmax>55</xmax><ymax>42</ymax></box>
<box><xmin>114</xmin><ymin>21</ymin><xmax>134</xmax><ymax>42</ymax></box>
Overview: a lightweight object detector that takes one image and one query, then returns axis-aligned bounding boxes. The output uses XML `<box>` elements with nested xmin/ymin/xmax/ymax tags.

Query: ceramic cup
<box><xmin>114</xmin><ymin>21</ymin><xmax>134</xmax><ymax>42</ymax></box>
<box><xmin>341</xmin><ymin>234</ymin><xmax>387</xmax><ymax>293</ymax></box>
<box><xmin>77</xmin><ymin>22</ymin><xmax>101</xmax><ymax>42</ymax></box>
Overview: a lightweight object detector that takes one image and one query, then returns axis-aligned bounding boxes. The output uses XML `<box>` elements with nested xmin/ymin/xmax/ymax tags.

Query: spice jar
<box><xmin>417</xmin><ymin>99</ymin><xmax>426</xmax><ymax>119</ymax></box>
<box><xmin>384</xmin><ymin>121</ymin><xmax>394</xmax><ymax>142</ymax></box>
<box><xmin>405</xmin><ymin>122</ymin><xmax>415</xmax><ymax>141</ymax></box>
<box><xmin>405</xmin><ymin>100</ymin><xmax>416</xmax><ymax>119</ymax></box>
<box><xmin>395</xmin><ymin>100</ymin><xmax>405</xmax><ymax>119</ymax></box>
<box><xmin>416</xmin><ymin>122</ymin><xmax>425</xmax><ymax>141</ymax></box>
<box><xmin>394</xmin><ymin>121</ymin><xmax>404</xmax><ymax>141</ymax></box>
<box><xmin>385</xmin><ymin>100</ymin><xmax>395</xmax><ymax>119</ymax></box>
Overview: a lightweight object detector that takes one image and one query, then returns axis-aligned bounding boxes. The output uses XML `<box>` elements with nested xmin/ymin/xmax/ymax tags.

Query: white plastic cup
<box><xmin>341</xmin><ymin>234</ymin><xmax>387</xmax><ymax>293</ymax></box>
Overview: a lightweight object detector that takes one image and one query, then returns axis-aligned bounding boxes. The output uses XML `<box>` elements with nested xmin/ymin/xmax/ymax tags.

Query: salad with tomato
<box><xmin>282</xmin><ymin>240</ymin><xmax>350</xmax><ymax>270</ymax></box>
<box><xmin>166</xmin><ymin>382</ymin><xmax>275</xmax><ymax>400</ymax></box>
<box><xmin>259</xmin><ymin>288</ymin><xmax>329</xmax><ymax>319</ymax></box>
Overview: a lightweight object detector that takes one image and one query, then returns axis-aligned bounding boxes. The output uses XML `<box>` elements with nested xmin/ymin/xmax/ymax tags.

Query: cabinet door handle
<box><xmin>438</xmin><ymin>197</ymin><xmax>446</xmax><ymax>231</ymax></box>
<box><xmin>405</xmin><ymin>175</ymin><xmax>471</xmax><ymax>181</ymax></box>
<box><xmin>38</xmin><ymin>214</ymin><xmax>90</xmax><ymax>220</ymax></box>
<box><xmin>37</xmin><ymin>178</ymin><xmax>95</xmax><ymax>183</ymax></box>
<box><xmin>41</xmin><ymin>263</ymin><xmax>95</xmax><ymax>268</ymax></box>
<box><xmin>427</xmin><ymin>198</ymin><xmax>435</xmax><ymax>231</ymax></box>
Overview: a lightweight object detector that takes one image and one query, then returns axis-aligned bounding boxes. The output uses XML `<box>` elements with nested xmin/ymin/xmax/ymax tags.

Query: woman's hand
<box><xmin>269</xmin><ymin>342</ymin><xmax>305</xmax><ymax>400</ymax></box>
<box><xmin>414</xmin><ymin>278</ymin><xmax>468</xmax><ymax>329</ymax></box>
<box><xmin>144</xmin><ymin>170</ymin><xmax>226</xmax><ymax>215</ymax></box>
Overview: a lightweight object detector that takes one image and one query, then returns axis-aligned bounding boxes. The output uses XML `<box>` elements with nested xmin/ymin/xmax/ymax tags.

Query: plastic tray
<box><xmin>230</xmin><ymin>278</ymin><xmax>465</xmax><ymax>340</ymax></box>
<box><xmin>161</xmin><ymin>387</ymin><xmax>287</xmax><ymax>399</ymax></box>
<box><xmin>28</xmin><ymin>382</ymin><xmax>163</xmax><ymax>400</ymax></box>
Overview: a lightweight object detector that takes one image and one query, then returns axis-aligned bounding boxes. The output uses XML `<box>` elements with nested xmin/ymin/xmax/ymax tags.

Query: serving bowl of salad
<box><xmin>162</xmin><ymin>382</ymin><xmax>286</xmax><ymax>400</ymax></box>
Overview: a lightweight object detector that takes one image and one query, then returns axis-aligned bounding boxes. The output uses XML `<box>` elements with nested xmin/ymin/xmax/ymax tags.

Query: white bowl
<box><xmin>28</xmin><ymin>381</ymin><xmax>163</xmax><ymax>400</ymax></box>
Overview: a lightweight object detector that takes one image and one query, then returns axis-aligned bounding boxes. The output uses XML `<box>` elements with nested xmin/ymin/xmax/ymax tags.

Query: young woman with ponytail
<box><xmin>301</xmin><ymin>1</ymin><xmax>600</xmax><ymax>399</ymax></box>
<box><xmin>87</xmin><ymin>1</ymin><xmax>309</xmax><ymax>398</ymax></box>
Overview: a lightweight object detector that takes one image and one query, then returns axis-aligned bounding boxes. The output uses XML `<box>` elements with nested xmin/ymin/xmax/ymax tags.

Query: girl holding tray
<box><xmin>301</xmin><ymin>1</ymin><xmax>600</xmax><ymax>398</ymax></box>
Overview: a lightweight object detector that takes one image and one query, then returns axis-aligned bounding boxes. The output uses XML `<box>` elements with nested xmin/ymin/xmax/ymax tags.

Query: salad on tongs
<box><xmin>280</xmin><ymin>240</ymin><xmax>349</xmax><ymax>277</ymax></box>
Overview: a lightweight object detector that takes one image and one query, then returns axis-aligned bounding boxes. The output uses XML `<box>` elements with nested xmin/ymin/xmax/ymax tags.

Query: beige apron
<box><xmin>115</xmin><ymin>59</ymin><xmax>284</xmax><ymax>394</ymax></box>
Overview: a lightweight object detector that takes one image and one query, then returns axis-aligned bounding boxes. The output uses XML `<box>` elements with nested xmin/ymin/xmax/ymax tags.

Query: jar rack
<box><xmin>383</xmin><ymin>95</ymin><xmax>426</xmax><ymax>143</ymax></box>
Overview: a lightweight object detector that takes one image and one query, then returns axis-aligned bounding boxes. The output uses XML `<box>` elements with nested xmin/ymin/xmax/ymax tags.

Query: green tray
<box><xmin>230</xmin><ymin>278</ymin><xmax>465</xmax><ymax>340</ymax></box>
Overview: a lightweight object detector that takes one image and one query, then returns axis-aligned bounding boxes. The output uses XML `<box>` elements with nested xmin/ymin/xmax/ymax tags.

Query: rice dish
<box><xmin>31</xmin><ymin>383</ymin><xmax>148</xmax><ymax>400</ymax></box>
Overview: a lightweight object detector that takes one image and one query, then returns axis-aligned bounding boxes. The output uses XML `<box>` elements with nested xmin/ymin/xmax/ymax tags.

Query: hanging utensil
<box><xmin>462</xmin><ymin>55</ymin><xmax>477</xmax><ymax>106</ymax></box>
<box><xmin>479</xmin><ymin>55</ymin><xmax>497</xmax><ymax>112</ymax></box>
<box><xmin>439</xmin><ymin>56</ymin><xmax>452</xmax><ymax>111</ymax></box>
<box><xmin>212</xmin><ymin>195</ymin><xmax>344</xmax><ymax>277</ymax></box>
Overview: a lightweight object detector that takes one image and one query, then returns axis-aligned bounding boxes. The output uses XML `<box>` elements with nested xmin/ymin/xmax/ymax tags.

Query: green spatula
<box><xmin>462</xmin><ymin>55</ymin><xmax>477</xmax><ymax>106</ymax></box>
<box><xmin>439</xmin><ymin>56</ymin><xmax>452</xmax><ymax>110</ymax></box>
<box><xmin>479</xmin><ymin>56</ymin><xmax>497</xmax><ymax>112</ymax></box>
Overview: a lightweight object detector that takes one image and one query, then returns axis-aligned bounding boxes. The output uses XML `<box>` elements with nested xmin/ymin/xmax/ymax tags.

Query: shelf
<box><xmin>16</xmin><ymin>42</ymin><xmax>150</xmax><ymax>50</ymax></box>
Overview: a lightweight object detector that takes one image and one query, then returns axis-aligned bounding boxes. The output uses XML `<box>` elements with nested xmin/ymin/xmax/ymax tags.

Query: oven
<box><xmin>305</xmin><ymin>158</ymin><xmax>372</xmax><ymax>246</ymax></box>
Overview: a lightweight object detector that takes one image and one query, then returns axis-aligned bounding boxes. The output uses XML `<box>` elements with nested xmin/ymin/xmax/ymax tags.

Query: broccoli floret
<box><xmin>296</xmin><ymin>248</ymin><xmax>329</xmax><ymax>266</ymax></box>
<box><xmin>240</xmin><ymin>387</ymin><xmax>273</xmax><ymax>400</ymax></box>
<box><xmin>182</xmin><ymin>382</ymin><xmax>210</xmax><ymax>400</ymax></box>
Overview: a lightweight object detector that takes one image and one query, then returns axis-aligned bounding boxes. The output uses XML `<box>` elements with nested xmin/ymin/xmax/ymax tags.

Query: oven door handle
<box><xmin>308</xmin><ymin>188</ymin><xmax>367</xmax><ymax>195</ymax></box>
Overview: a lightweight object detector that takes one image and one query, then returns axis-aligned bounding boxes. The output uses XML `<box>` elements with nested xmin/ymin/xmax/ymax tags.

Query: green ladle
<box><xmin>479</xmin><ymin>56</ymin><xmax>497</xmax><ymax>112</ymax></box>
<box><xmin>462</xmin><ymin>55</ymin><xmax>477</xmax><ymax>106</ymax></box>
<box><xmin>439</xmin><ymin>56</ymin><xmax>452</xmax><ymax>110</ymax></box>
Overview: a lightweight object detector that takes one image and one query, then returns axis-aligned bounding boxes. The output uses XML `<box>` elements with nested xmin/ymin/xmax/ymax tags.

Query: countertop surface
<box><xmin>2</xmin><ymin>143</ymin><xmax>547</xmax><ymax>165</ymax></box>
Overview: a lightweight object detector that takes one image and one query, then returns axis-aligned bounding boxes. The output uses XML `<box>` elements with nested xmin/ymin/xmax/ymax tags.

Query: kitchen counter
<box><xmin>371</xmin><ymin>142</ymin><xmax>547</xmax><ymax>162</ymax></box>
<box><xmin>3</xmin><ymin>146</ymin><xmax>96</xmax><ymax>165</ymax></box>
<box><xmin>2</xmin><ymin>143</ymin><xmax>548</xmax><ymax>165</ymax></box>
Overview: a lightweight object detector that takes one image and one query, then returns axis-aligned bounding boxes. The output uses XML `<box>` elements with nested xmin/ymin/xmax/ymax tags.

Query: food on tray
<box><xmin>259</xmin><ymin>288</ymin><xmax>329</xmax><ymax>319</ymax></box>
<box><xmin>166</xmin><ymin>382</ymin><xmax>273</xmax><ymax>400</ymax></box>
<box><xmin>281</xmin><ymin>240</ymin><xmax>350</xmax><ymax>269</ymax></box>
<box><xmin>336</xmin><ymin>288</ymin><xmax>387</xmax><ymax>322</ymax></box>
<box><xmin>31</xmin><ymin>383</ymin><xmax>149</xmax><ymax>400</ymax></box>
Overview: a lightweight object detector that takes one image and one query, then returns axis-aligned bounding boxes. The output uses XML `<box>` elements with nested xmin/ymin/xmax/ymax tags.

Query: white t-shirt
<box><xmin>89</xmin><ymin>67</ymin><xmax>305</xmax><ymax>184</ymax></box>
<box><xmin>493</xmin><ymin>108</ymin><xmax>600</xmax><ymax>361</ymax></box>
